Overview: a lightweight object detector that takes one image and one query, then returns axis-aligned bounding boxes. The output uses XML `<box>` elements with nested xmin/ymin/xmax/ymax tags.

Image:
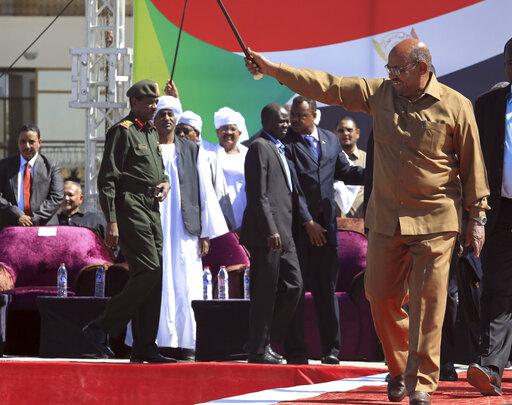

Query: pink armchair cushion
<box><xmin>336</xmin><ymin>229</ymin><xmax>368</xmax><ymax>292</ymax></box>
<box><xmin>0</xmin><ymin>226</ymin><xmax>113</xmax><ymax>290</ymax></box>
<box><xmin>202</xmin><ymin>231</ymin><xmax>250</xmax><ymax>273</ymax></box>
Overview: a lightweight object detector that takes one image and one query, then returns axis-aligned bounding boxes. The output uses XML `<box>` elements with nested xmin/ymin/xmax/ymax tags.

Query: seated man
<box><xmin>58</xmin><ymin>181</ymin><xmax>107</xmax><ymax>239</ymax></box>
<box><xmin>0</xmin><ymin>124</ymin><xmax>63</xmax><ymax>228</ymax></box>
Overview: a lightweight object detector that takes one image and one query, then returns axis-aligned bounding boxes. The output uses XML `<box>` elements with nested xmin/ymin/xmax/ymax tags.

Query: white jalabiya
<box><xmin>126</xmin><ymin>142</ymin><xmax>227</xmax><ymax>349</ymax></box>
<box><xmin>216</xmin><ymin>143</ymin><xmax>248</xmax><ymax>230</ymax></box>
<box><xmin>197</xmin><ymin>146</ymin><xmax>229</xmax><ymax>238</ymax></box>
<box><xmin>156</xmin><ymin>143</ymin><xmax>201</xmax><ymax>349</ymax></box>
<box><xmin>333</xmin><ymin>151</ymin><xmax>360</xmax><ymax>214</ymax></box>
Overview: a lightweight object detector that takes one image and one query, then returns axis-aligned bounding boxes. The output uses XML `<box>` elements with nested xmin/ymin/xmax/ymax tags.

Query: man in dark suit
<box><xmin>283</xmin><ymin>96</ymin><xmax>365</xmax><ymax>364</ymax></box>
<box><xmin>241</xmin><ymin>103</ymin><xmax>302</xmax><ymax>364</ymax></box>
<box><xmin>58</xmin><ymin>181</ymin><xmax>107</xmax><ymax>239</ymax></box>
<box><xmin>467</xmin><ymin>38</ymin><xmax>512</xmax><ymax>396</ymax></box>
<box><xmin>0</xmin><ymin>124</ymin><xmax>63</xmax><ymax>228</ymax></box>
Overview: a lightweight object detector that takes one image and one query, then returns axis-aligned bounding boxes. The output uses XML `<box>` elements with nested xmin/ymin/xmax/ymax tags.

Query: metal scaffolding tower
<box><xmin>69</xmin><ymin>0</ymin><xmax>132</xmax><ymax>210</ymax></box>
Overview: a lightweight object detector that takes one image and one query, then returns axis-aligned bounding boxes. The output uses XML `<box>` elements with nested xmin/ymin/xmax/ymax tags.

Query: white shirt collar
<box><xmin>302</xmin><ymin>126</ymin><xmax>319</xmax><ymax>141</ymax></box>
<box><xmin>19</xmin><ymin>153</ymin><xmax>39</xmax><ymax>168</ymax></box>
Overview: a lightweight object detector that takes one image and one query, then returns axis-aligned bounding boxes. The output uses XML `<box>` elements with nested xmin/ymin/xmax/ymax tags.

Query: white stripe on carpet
<box><xmin>198</xmin><ymin>372</ymin><xmax>388</xmax><ymax>404</ymax></box>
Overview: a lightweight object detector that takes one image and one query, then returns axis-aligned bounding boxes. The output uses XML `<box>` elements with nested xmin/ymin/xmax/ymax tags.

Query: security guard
<box><xmin>83</xmin><ymin>80</ymin><xmax>175</xmax><ymax>363</ymax></box>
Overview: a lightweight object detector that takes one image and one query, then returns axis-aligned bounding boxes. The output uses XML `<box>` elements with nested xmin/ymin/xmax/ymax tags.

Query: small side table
<box><xmin>37</xmin><ymin>296</ymin><xmax>110</xmax><ymax>358</ymax></box>
<box><xmin>192</xmin><ymin>299</ymin><xmax>249</xmax><ymax>361</ymax></box>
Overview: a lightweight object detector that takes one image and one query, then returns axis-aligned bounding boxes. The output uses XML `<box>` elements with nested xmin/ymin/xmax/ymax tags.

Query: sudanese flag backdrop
<box><xmin>134</xmin><ymin>0</ymin><xmax>512</xmax><ymax>143</ymax></box>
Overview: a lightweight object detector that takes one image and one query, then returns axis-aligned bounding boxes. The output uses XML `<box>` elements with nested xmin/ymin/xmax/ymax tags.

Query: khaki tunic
<box><xmin>276</xmin><ymin>66</ymin><xmax>490</xmax><ymax>236</ymax></box>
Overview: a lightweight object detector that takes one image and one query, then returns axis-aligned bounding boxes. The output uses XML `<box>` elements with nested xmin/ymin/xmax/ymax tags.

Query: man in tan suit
<box><xmin>245</xmin><ymin>39</ymin><xmax>489</xmax><ymax>405</ymax></box>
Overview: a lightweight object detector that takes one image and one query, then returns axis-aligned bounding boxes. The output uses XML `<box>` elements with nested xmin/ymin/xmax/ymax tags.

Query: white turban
<box><xmin>214</xmin><ymin>107</ymin><xmax>249</xmax><ymax>142</ymax></box>
<box><xmin>153</xmin><ymin>96</ymin><xmax>183</xmax><ymax>122</ymax></box>
<box><xmin>314</xmin><ymin>108</ymin><xmax>321</xmax><ymax>125</ymax></box>
<box><xmin>178</xmin><ymin>110</ymin><xmax>203</xmax><ymax>134</ymax></box>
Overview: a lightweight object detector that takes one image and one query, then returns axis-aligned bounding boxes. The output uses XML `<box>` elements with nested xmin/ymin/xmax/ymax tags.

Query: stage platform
<box><xmin>1</xmin><ymin>357</ymin><xmax>511</xmax><ymax>404</ymax></box>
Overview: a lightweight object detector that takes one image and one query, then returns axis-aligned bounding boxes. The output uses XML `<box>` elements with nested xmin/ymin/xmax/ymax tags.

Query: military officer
<box><xmin>83</xmin><ymin>80</ymin><xmax>175</xmax><ymax>363</ymax></box>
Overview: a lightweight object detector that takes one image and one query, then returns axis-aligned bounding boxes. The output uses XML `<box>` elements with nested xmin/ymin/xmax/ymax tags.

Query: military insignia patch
<box><xmin>120</xmin><ymin>120</ymin><xmax>133</xmax><ymax>129</ymax></box>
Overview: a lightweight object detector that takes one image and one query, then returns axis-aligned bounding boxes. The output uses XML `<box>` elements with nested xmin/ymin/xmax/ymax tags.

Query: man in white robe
<box><xmin>127</xmin><ymin>97</ymin><xmax>226</xmax><ymax>360</ymax></box>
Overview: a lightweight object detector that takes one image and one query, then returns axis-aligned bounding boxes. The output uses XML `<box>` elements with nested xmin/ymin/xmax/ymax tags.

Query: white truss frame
<box><xmin>69</xmin><ymin>0</ymin><xmax>132</xmax><ymax>210</ymax></box>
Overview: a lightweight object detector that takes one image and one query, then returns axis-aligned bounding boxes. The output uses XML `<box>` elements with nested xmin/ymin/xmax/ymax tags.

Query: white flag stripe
<box><xmin>198</xmin><ymin>372</ymin><xmax>388</xmax><ymax>404</ymax></box>
<box><xmin>236</xmin><ymin>0</ymin><xmax>511</xmax><ymax>80</ymax></box>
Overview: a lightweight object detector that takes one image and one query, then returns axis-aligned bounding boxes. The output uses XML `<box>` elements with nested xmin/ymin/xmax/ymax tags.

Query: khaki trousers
<box><xmin>364</xmin><ymin>230</ymin><xmax>457</xmax><ymax>393</ymax></box>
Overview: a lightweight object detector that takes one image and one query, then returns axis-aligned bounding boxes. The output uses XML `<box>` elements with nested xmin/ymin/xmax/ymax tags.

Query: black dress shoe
<box><xmin>266</xmin><ymin>345</ymin><xmax>284</xmax><ymax>361</ymax></box>
<box><xmin>248</xmin><ymin>352</ymin><xmax>284</xmax><ymax>364</ymax></box>
<box><xmin>130</xmin><ymin>353</ymin><xmax>177</xmax><ymax>363</ymax></box>
<box><xmin>179</xmin><ymin>348</ymin><xmax>195</xmax><ymax>361</ymax></box>
<box><xmin>409</xmin><ymin>391</ymin><xmax>431</xmax><ymax>405</ymax></box>
<box><xmin>467</xmin><ymin>363</ymin><xmax>502</xmax><ymax>396</ymax></box>
<box><xmin>387</xmin><ymin>374</ymin><xmax>406</xmax><ymax>402</ymax></box>
<box><xmin>82</xmin><ymin>321</ymin><xmax>114</xmax><ymax>358</ymax></box>
<box><xmin>321</xmin><ymin>354</ymin><xmax>340</xmax><ymax>365</ymax></box>
<box><xmin>439</xmin><ymin>362</ymin><xmax>458</xmax><ymax>381</ymax></box>
<box><xmin>286</xmin><ymin>356</ymin><xmax>309</xmax><ymax>365</ymax></box>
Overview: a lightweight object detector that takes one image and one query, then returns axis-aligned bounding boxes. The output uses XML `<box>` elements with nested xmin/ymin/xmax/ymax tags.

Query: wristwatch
<box><xmin>471</xmin><ymin>216</ymin><xmax>487</xmax><ymax>226</ymax></box>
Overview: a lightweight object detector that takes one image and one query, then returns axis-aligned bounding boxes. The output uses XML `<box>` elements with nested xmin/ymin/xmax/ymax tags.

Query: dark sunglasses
<box><xmin>176</xmin><ymin>126</ymin><xmax>193</xmax><ymax>135</ymax></box>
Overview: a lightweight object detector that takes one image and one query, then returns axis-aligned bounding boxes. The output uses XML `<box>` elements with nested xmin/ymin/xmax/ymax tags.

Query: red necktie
<box><xmin>23</xmin><ymin>162</ymin><xmax>32</xmax><ymax>215</ymax></box>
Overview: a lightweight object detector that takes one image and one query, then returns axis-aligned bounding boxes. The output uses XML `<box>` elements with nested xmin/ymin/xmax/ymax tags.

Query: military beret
<box><xmin>126</xmin><ymin>80</ymin><xmax>160</xmax><ymax>98</ymax></box>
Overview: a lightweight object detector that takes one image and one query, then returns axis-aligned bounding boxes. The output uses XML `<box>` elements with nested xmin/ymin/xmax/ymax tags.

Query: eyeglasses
<box><xmin>384</xmin><ymin>61</ymin><xmax>419</xmax><ymax>76</ymax></box>
<box><xmin>175</xmin><ymin>126</ymin><xmax>193</xmax><ymax>135</ymax></box>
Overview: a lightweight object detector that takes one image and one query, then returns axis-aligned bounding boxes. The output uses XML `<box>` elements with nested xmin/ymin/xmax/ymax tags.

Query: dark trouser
<box><xmin>440</xmin><ymin>245</ymin><xmax>460</xmax><ymax>364</ymax></box>
<box><xmin>96</xmin><ymin>193</ymin><xmax>163</xmax><ymax>357</ymax></box>
<box><xmin>285</xmin><ymin>241</ymin><xmax>340</xmax><ymax>358</ymax></box>
<box><xmin>247</xmin><ymin>242</ymin><xmax>302</xmax><ymax>355</ymax></box>
<box><xmin>479</xmin><ymin>199</ymin><xmax>512</xmax><ymax>374</ymax></box>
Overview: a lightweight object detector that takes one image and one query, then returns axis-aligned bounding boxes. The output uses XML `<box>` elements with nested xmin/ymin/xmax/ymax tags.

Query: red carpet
<box><xmin>0</xmin><ymin>360</ymin><xmax>383</xmax><ymax>405</ymax></box>
<box><xmin>283</xmin><ymin>371</ymin><xmax>512</xmax><ymax>404</ymax></box>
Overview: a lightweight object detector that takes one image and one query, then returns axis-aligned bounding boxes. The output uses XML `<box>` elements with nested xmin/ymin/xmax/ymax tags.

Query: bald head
<box><xmin>387</xmin><ymin>38</ymin><xmax>432</xmax><ymax>99</ymax></box>
<box><xmin>62</xmin><ymin>181</ymin><xmax>83</xmax><ymax>216</ymax></box>
<box><xmin>390</xmin><ymin>38</ymin><xmax>432</xmax><ymax>71</ymax></box>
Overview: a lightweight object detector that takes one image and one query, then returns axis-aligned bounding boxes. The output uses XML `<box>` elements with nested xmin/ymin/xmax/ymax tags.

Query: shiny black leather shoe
<box><xmin>409</xmin><ymin>391</ymin><xmax>431</xmax><ymax>405</ymax></box>
<box><xmin>387</xmin><ymin>374</ymin><xmax>406</xmax><ymax>402</ymax></box>
<box><xmin>130</xmin><ymin>353</ymin><xmax>178</xmax><ymax>363</ymax></box>
<box><xmin>248</xmin><ymin>352</ymin><xmax>284</xmax><ymax>364</ymax></box>
<box><xmin>179</xmin><ymin>348</ymin><xmax>195</xmax><ymax>361</ymax></box>
<box><xmin>439</xmin><ymin>362</ymin><xmax>458</xmax><ymax>381</ymax></box>
<box><xmin>467</xmin><ymin>363</ymin><xmax>502</xmax><ymax>396</ymax></box>
<box><xmin>82</xmin><ymin>321</ymin><xmax>114</xmax><ymax>358</ymax></box>
<box><xmin>321</xmin><ymin>354</ymin><xmax>340</xmax><ymax>365</ymax></box>
<box><xmin>266</xmin><ymin>345</ymin><xmax>284</xmax><ymax>361</ymax></box>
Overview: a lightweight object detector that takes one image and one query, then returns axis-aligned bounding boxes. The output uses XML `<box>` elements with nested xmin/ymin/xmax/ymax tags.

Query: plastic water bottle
<box><xmin>203</xmin><ymin>267</ymin><xmax>212</xmax><ymax>300</ymax></box>
<box><xmin>57</xmin><ymin>263</ymin><xmax>68</xmax><ymax>297</ymax></box>
<box><xmin>94</xmin><ymin>265</ymin><xmax>106</xmax><ymax>298</ymax></box>
<box><xmin>243</xmin><ymin>267</ymin><xmax>250</xmax><ymax>300</ymax></box>
<box><xmin>217</xmin><ymin>266</ymin><xmax>229</xmax><ymax>300</ymax></box>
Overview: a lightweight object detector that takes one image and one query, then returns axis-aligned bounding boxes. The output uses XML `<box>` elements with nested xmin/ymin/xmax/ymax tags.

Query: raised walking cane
<box><xmin>169</xmin><ymin>0</ymin><xmax>189</xmax><ymax>84</ymax></box>
<box><xmin>214</xmin><ymin>0</ymin><xmax>264</xmax><ymax>80</ymax></box>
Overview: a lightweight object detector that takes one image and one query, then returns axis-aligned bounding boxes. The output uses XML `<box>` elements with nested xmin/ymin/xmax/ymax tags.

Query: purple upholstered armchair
<box><xmin>303</xmin><ymin>228</ymin><xmax>380</xmax><ymax>361</ymax></box>
<box><xmin>202</xmin><ymin>231</ymin><xmax>250</xmax><ymax>298</ymax></box>
<box><xmin>0</xmin><ymin>225</ymin><xmax>113</xmax><ymax>354</ymax></box>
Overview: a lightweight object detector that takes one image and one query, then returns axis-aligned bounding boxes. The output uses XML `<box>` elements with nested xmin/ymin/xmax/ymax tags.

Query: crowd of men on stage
<box><xmin>0</xmin><ymin>36</ymin><xmax>511</xmax><ymax>405</ymax></box>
